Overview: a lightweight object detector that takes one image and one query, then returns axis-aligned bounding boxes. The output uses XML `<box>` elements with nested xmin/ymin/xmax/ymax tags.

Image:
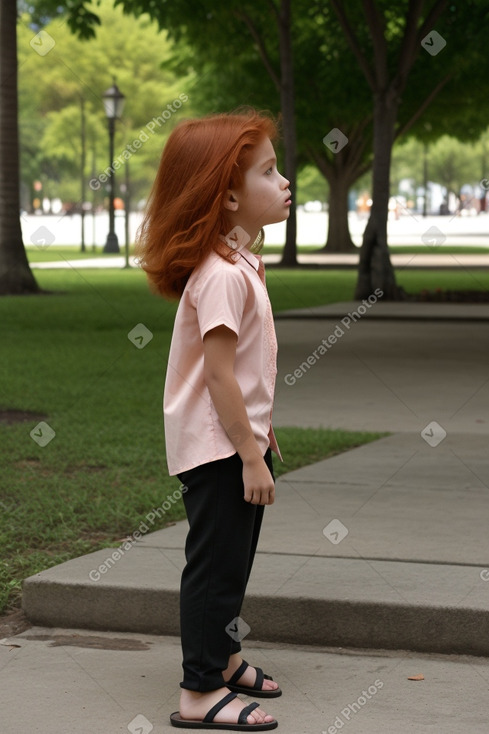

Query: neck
<box><xmin>225</xmin><ymin>215</ymin><xmax>260</xmax><ymax>250</ymax></box>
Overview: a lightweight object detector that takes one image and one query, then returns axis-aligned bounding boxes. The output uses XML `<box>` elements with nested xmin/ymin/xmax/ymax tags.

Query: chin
<box><xmin>268</xmin><ymin>211</ymin><xmax>290</xmax><ymax>226</ymax></box>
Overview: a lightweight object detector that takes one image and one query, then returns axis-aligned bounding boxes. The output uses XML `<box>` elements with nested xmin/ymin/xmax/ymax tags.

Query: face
<box><xmin>227</xmin><ymin>137</ymin><xmax>291</xmax><ymax>241</ymax></box>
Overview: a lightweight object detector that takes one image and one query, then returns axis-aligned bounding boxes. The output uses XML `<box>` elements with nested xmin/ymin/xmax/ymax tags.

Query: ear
<box><xmin>223</xmin><ymin>189</ymin><xmax>239</xmax><ymax>211</ymax></box>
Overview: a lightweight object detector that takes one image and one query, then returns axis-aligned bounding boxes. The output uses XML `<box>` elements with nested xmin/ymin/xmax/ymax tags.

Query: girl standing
<box><xmin>138</xmin><ymin>110</ymin><xmax>291</xmax><ymax>731</ymax></box>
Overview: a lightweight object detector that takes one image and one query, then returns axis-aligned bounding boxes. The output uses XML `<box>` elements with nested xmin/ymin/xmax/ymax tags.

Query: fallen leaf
<box><xmin>0</xmin><ymin>638</ymin><xmax>21</xmax><ymax>649</ymax></box>
<box><xmin>407</xmin><ymin>674</ymin><xmax>425</xmax><ymax>681</ymax></box>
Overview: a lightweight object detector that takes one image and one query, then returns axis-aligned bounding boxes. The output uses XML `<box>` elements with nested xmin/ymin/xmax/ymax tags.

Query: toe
<box><xmin>248</xmin><ymin>707</ymin><xmax>274</xmax><ymax>724</ymax></box>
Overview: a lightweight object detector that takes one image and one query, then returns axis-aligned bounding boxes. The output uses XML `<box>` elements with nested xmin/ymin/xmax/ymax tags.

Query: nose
<box><xmin>280</xmin><ymin>173</ymin><xmax>290</xmax><ymax>188</ymax></box>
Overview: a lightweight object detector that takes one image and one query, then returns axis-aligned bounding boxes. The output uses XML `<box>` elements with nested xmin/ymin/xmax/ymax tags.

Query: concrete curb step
<box><xmin>22</xmin><ymin>546</ymin><xmax>489</xmax><ymax>657</ymax></box>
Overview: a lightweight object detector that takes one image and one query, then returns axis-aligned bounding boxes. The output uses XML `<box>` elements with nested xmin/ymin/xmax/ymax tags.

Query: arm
<box><xmin>203</xmin><ymin>324</ymin><xmax>275</xmax><ymax>505</ymax></box>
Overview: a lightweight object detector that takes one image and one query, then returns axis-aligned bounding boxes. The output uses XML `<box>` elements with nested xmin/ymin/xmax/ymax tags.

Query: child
<box><xmin>137</xmin><ymin>109</ymin><xmax>291</xmax><ymax>730</ymax></box>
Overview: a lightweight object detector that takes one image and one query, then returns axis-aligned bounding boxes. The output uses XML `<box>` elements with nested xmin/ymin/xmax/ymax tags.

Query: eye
<box><xmin>265</xmin><ymin>167</ymin><xmax>273</xmax><ymax>175</ymax></box>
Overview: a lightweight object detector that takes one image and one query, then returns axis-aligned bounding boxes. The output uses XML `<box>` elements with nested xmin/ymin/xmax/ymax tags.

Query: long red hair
<box><xmin>136</xmin><ymin>109</ymin><xmax>278</xmax><ymax>299</ymax></box>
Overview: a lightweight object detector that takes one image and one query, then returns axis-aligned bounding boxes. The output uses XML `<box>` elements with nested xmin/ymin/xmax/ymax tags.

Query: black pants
<box><xmin>177</xmin><ymin>448</ymin><xmax>274</xmax><ymax>692</ymax></box>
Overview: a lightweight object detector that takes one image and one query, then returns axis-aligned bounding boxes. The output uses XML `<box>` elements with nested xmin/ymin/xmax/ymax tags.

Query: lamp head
<box><xmin>102</xmin><ymin>80</ymin><xmax>125</xmax><ymax>120</ymax></box>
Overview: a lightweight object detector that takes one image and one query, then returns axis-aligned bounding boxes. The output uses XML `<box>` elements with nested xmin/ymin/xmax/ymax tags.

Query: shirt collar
<box><xmin>238</xmin><ymin>247</ymin><xmax>260</xmax><ymax>271</ymax></box>
<box><xmin>217</xmin><ymin>234</ymin><xmax>262</xmax><ymax>272</ymax></box>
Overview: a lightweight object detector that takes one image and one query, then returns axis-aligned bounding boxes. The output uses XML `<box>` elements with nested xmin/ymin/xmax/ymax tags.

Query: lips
<box><xmin>284</xmin><ymin>192</ymin><xmax>292</xmax><ymax>205</ymax></box>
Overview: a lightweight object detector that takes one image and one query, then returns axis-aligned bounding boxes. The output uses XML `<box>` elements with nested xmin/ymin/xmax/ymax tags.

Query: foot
<box><xmin>179</xmin><ymin>687</ymin><xmax>275</xmax><ymax>725</ymax></box>
<box><xmin>223</xmin><ymin>654</ymin><xmax>279</xmax><ymax>693</ymax></box>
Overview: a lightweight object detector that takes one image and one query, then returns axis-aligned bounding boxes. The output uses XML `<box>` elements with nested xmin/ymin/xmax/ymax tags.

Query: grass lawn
<box><xmin>264</xmin><ymin>267</ymin><xmax>489</xmax><ymax>307</ymax></box>
<box><xmin>262</xmin><ymin>245</ymin><xmax>489</xmax><ymax>255</ymax></box>
<box><xmin>1</xmin><ymin>267</ymin><xmax>392</xmax><ymax>615</ymax></box>
<box><xmin>25</xmin><ymin>246</ymin><xmax>123</xmax><ymax>262</ymax></box>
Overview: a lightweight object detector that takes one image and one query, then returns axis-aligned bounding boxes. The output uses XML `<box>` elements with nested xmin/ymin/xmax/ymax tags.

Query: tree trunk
<box><xmin>320</xmin><ymin>171</ymin><xmax>356</xmax><ymax>252</ymax></box>
<box><xmin>354</xmin><ymin>93</ymin><xmax>403</xmax><ymax>300</ymax></box>
<box><xmin>0</xmin><ymin>0</ymin><xmax>39</xmax><ymax>295</ymax></box>
<box><xmin>278</xmin><ymin>0</ymin><xmax>297</xmax><ymax>266</ymax></box>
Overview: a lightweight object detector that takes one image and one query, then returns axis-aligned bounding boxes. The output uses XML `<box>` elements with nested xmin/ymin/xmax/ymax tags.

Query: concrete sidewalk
<box><xmin>21</xmin><ymin>432</ymin><xmax>489</xmax><ymax>657</ymax></box>
<box><xmin>29</xmin><ymin>251</ymin><xmax>489</xmax><ymax>269</ymax></box>
<box><xmin>2</xmin><ymin>628</ymin><xmax>489</xmax><ymax>733</ymax></box>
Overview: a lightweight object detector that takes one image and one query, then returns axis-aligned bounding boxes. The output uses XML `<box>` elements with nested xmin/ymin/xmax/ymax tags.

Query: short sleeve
<box><xmin>196</xmin><ymin>263</ymin><xmax>248</xmax><ymax>340</ymax></box>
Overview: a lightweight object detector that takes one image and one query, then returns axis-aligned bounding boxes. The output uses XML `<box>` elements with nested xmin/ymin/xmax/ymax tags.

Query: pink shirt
<box><xmin>163</xmin><ymin>246</ymin><xmax>282</xmax><ymax>475</ymax></box>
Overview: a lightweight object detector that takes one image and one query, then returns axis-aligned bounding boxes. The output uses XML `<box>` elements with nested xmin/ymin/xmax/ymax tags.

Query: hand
<box><xmin>242</xmin><ymin>458</ymin><xmax>275</xmax><ymax>505</ymax></box>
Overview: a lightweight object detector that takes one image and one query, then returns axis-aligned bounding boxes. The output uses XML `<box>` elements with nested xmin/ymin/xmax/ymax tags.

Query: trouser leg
<box><xmin>228</xmin><ymin>448</ymin><xmax>274</xmax><ymax>655</ymax></box>
<box><xmin>177</xmin><ymin>449</ymin><xmax>273</xmax><ymax>691</ymax></box>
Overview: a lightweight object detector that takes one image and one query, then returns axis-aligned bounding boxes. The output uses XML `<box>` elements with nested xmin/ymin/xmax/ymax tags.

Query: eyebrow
<box><xmin>261</xmin><ymin>157</ymin><xmax>276</xmax><ymax>167</ymax></box>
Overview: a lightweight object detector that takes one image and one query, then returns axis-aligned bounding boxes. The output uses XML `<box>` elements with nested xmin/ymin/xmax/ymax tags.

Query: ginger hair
<box><xmin>136</xmin><ymin>109</ymin><xmax>278</xmax><ymax>299</ymax></box>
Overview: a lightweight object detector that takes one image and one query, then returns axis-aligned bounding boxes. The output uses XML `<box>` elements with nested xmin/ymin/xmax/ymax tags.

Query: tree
<box><xmin>293</xmin><ymin>5</ymin><xmax>373</xmax><ymax>253</ymax></box>
<box><xmin>111</xmin><ymin>0</ymin><xmax>373</xmax><ymax>255</ymax></box>
<box><xmin>0</xmin><ymin>0</ymin><xmax>192</xmax><ymax>295</ymax></box>
<box><xmin>327</xmin><ymin>0</ymin><xmax>489</xmax><ymax>298</ymax></box>
<box><xmin>243</xmin><ymin>0</ymin><xmax>298</xmax><ymax>265</ymax></box>
<box><xmin>115</xmin><ymin>0</ymin><xmax>300</xmax><ymax>264</ymax></box>
<box><xmin>391</xmin><ymin>130</ymin><xmax>489</xmax><ymax>215</ymax></box>
<box><xmin>296</xmin><ymin>165</ymin><xmax>328</xmax><ymax>206</ymax></box>
<box><xmin>428</xmin><ymin>136</ymin><xmax>482</xmax><ymax>208</ymax></box>
<box><xmin>17</xmin><ymin>3</ymin><xmax>192</xmax><ymax>210</ymax></box>
<box><xmin>0</xmin><ymin>0</ymin><xmax>39</xmax><ymax>295</ymax></box>
<box><xmin>5</xmin><ymin>0</ymin><xmax>489</xmax><ymax>295</ymax></box>
<box><xmin>302</xmin><ymin>120</ymin><xmax>372</xmax><ymax>253</ymax></box>
<box><xmin>129</xmin><ymin>0</ymin><xmax>489</xmax><ymax>271</ymax></box>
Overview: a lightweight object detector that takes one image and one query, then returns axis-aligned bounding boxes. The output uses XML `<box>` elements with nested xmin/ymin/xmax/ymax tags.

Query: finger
<box><xmin>248</xmin><ymin>489</ymin><xmax>258</xmax><ymax>505</ymax></box>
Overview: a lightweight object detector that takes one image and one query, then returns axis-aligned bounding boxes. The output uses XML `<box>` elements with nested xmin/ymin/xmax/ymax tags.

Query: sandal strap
<box><xmin>204</xmin><ymin>691</ymin><xmax>238</xmax><ymax>723</ymax></box>
<box><xmin>254</xmin><ymin>667</ymin><xmax>274</xmax><ymax>687</ymax></box>
<box><xmin>254</xmin><ymin>667</ymin><xmax>264</xmax><ymax>690</ymax></box>
<box><xmin>226</xmin><ymin>659</ymin><xmax>249</xmax><ymax>686</ymax></box>
<box><xmin>238</xmin><ymin>701</ymin><xmax>260</xmax><ymax>725</ymax></box>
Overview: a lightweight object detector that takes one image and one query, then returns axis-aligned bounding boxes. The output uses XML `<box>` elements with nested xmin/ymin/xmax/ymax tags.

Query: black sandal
<box><xmin>225</xmin><ymin>660</ymin><xmax>282</xmax><ymax>698</ymax></box>
<box><xmin>170</xmin><ymin>690</ymin><xmax>278</xmax><ymax>730</ymax></box>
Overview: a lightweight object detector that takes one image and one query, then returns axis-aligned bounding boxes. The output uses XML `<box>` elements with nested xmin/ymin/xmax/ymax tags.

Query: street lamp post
<box><xmin>124</xmin><ymin>159</ymin><xmax>130</xmax><ymax>268</ymax></box>
<box><xmin>102</xmin><ymin>80</ymin><xmax>125</xmax><ymax>253</ymax></box>
<box><xmin>80</xmin><ymin>94</ymin><xmax>86</xmax><ymax>252</ymax></box>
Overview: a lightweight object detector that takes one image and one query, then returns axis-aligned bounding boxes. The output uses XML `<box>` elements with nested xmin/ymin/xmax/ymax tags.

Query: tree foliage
<box><xmin>4</xmin><ymin>0</ymin><xmax>489</xmax><ymax>296</ymax></box>
<box><xmin>17</xmin><ymin>2</ymin><xmax>194</xmax><ymax>209</ymax></box>
<box><xmin>322</xmin><ymin>0</ymin><xmax>489</xmax><ymax>297</ymax></box>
